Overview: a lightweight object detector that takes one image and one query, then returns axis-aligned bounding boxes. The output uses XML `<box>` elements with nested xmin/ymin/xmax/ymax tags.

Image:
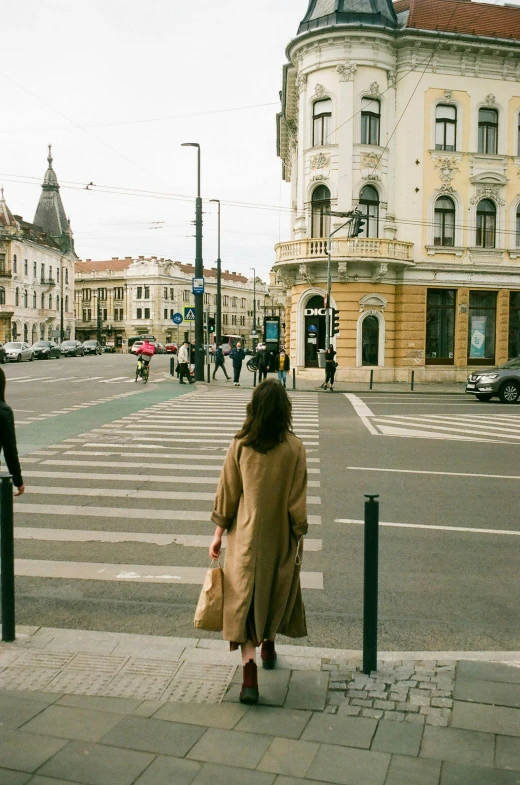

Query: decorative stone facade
<box><xmin>274</xmin><ymin>0</ymin><xmax>520</xmax><ymax>381</ymax></box>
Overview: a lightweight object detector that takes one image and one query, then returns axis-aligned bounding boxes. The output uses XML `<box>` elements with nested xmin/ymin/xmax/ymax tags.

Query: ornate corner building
<box><xmin>275</xmin><ymin>0</ymin><xmax>520</xmax><ymax>381</ymax></box>
<box><xmin>0</xmin><ymin>147</ymin><xmax>77</xmax><ymax>344</ymax></box>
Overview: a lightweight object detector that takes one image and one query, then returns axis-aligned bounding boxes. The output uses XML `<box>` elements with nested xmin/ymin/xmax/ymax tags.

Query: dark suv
<box><xmin>83</xmin><ymin>340</ymin><xmax>102</xmax><ymax>356</ymax></box>
<box><xmin>466</xmin><ymin>358</ymin><xmax>520</xmax><ymax>403</ymax></box>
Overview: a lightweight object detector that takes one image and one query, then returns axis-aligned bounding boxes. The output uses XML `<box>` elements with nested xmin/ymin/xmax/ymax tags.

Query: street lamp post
<box><xmin>182</xmin><ymin>142</ymin><xmax>204</xmax><ymax>382</ymax></box>
<box><xmin>209</xmin><ymin>199</ymin><xmax>221</xmax><ymax>344</ymax></box>
<box><xmin>250</xmin><ymin>268</ymin><xmax>256</xmax><ymax>353</ymax></box>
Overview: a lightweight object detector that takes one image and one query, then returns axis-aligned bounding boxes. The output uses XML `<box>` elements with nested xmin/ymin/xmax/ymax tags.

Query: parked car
<box><xmin>466</xmin><ymin>357</ymin><xmax>520</xmax><ymax>403</ymax></box>
<box><xmin>60</xmin><ymin>340</ymin><xmax>85</xmax><ymax>357</ymax></box>
<box><xmin>32</xmin><ymin>341</ymin><xmax>61</xmax><ymax>360</ymax></box>
<box><xmin>0</xmin><ymin>343</ymin><xmax>5</xmax><ymax>364</ymax></box>
<box><xmin>165</xmin><ymin>343</ymin><xmax>177</xmax><ymax>354</ymax></box>
<box><xmin>4</xmin><ymin>342</ymin><xmax>34</xmax><ymax>362</ymax></box>
<box><xmin>101</xmin><ymin>344</ymin><xmax>116</xmax><ymax>353</ymax></box>
<box><xmin>130</xmin><ymin>341</ymin><xmax>144</xmax><ymax>355</ymax></box>
<box><xmin>155</xmin><ymin>342</ymin><xmax>167</xmax><ymax>354</ymax></box>
<box><xmin>83</xmin><ymin>340</ymin><xmax>102</xmax><ymax>356</ymax></box>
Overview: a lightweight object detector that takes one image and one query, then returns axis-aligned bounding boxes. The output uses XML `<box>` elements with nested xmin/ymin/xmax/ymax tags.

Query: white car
<box><xmin>130</xmin><ymin>341</ymin><xmax>144</xmax><ymax>354</ymax></box>
<box><xmin>4</xmin><ymin>342</ymin><xmax>34</xmax><ymax>362</ymax></box>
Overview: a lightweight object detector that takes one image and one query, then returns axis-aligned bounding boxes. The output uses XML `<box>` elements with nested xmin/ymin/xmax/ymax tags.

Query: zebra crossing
<box><xmin>347</xmin><ymin>394</ymin><xmax>520</xmax><ymax>444</ymax></box>
<box><xmin>15</xmin><ymin>390</ymin><xmax>324</xmax><ymax>603</ymax></box>
<box><xmin>7</xmin><ymin>373</ymin><xmax>168</xmax><ymax>386</ymax></box>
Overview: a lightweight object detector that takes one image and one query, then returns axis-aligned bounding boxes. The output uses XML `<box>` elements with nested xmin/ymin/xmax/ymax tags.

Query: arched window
<box><xmin>41</xmin><ymin>293</ymin><xmax>45</xmax><ymax>309</ymax></box>
<box><xmin>358</xmin><ymin>185</ymin><xmax>379</xmax><ymax>238</ymax></box>
<box><xmin>516</xmin><ymin>204</ymin><xmax>520</xmax><ymax>247</ymax></box>
<box><xmin>65</xmin><ymin>268</ymin><xmax>69</xmax><ymax>285</ymax></box>
<box><xmin>476</xmin><ymin>199</ymin><xmax>496</xmax><ymax>248</ymax></box>
<box><xmin>312</xmin><ymin>98</ymin><xmax>332</xmax><ymax>147</ymax></box>
<box><xmin>23</xmin><ymin>323</ymin><xmax>28</xmax><ymax>342</ymax></box>
<box><xmin>361</xmin><ymin>98</ymin><xmax>380</xmax><ymax>146</ymax></box>
<box><xmin>56</xmin><ymin>295</ymin><xmax>60</xmax><ymax>312</ymax></box>
<box><xmin>40</xmin><ymin>324</ymin><xmax>45</xmax><ymax>340</ymax></box>
<box><xmin>311</xmin><ymin>185</ymin><xmax>331</xmax><ymax>238</ymax></box>
<box><xmin>15</xmin><ymin>288</ymin><xmax>19</xmax><ymax>307</ymax></box>
<box><xmin>478</xmin><ymin>108</ymin><xmax>498</xmax><ymax>154</ymax></box>
<box><xmin>48</xmin><ymin>326</ymin><xmax>52</xmax><ymax>341</ymax></box>
<box><xmin>33</xmin><ymin>262</ymin><xmax>36</xmax><ymax>279</ymax></box>
<box><xmin>0</xmin><ymin>288</ymin><xmax>5</xmax><ymax>305</ymax></box>
<box><xmin>23</xmin><ymin>289</ymin><xmax>28</xmax><ymax>308</ymax></box>
<box><xmin>49</xmin><ymin>294</ymin><xmax>52</xmax><ymax>310</ymax></box>
<box><xmin>13</xmin><ymin>255</ymin><xmax>17</xmax><ymax>274</ymax></box>
<box><xmin>362</xmin><ymin>315</ymin><xmax>379</xmax><ymax>366</ymax></box>
<box><xmin>65</xmin><ymin>295</ymin><xmax>69</xmax><ymax>312</ymax></box>
<box><xmin>434</xmin><ymin>196</ymin><xmax>456</xmax><ymax>246</ymax></box>
<box><xmin>435</xmin><ymin>105</ymin><xmax>457</xmax><ymax>151</ymax></box>
<box><xmin>32</xmin><ymin>292</ymin><xmax>36</xmax><ymax>308</ymax></box>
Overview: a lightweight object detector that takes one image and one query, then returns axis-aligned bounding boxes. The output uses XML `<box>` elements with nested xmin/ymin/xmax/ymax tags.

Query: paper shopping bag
<box><xmin>194</xmin><ymin>560</ymin><xmax>224</xmax><ymax>631</ymax></box>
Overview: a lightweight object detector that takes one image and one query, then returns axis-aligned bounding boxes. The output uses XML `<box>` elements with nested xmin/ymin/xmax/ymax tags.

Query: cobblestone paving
<box><xmin>322</xmin><ymin>659</ymin><xmax>455</xmax><ymax>726</ymax></box>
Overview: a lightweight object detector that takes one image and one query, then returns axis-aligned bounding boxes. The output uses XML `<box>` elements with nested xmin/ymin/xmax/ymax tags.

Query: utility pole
<box><xmin>209</xmin><ymin>199</ymin><xmax>222</xmax><ymax>343</ymax></box>
<box><xmin>250</xmin><ymin>267</ymin><xmax>256</xmax><ymax>353</ymax></box>
<box><xmin>325</xmin><ymin>211</ymin><xmax>357</xmax><ymax>347</ymax></box>
<box><xmin>182</xmin><ymin>142</ymin><xmax>204</xmax><ymax>381</ymax></box>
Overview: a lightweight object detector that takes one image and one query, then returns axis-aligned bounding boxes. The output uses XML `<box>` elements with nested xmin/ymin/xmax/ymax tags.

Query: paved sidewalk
<box><xmin>186</xmin><ymin>376</ymin><xmax>467</xmax><ymax>395</ymax></box>
<box><xmin>0</xmin><ymin>627</ymin><xmax>519</xmax><ymax>783</ymax></box>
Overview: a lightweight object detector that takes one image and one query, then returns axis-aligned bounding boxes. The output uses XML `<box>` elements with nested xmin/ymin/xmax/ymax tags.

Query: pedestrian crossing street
<box><xmin>15</xmin><ymin>390</ymin><xmax>324</xmax><ymax>599</ymax></box>
<box><xmin>347</xmin><ymin>394</ymin><xmax>520</xmax><ymax>444</ymax></box>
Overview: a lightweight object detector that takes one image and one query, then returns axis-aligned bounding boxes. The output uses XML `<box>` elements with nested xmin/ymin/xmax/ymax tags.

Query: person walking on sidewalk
<box><xmin>177</xmin><ymin>341</ymin><xmax>194</xmax><ymax>385</ymax></box>
<box><xmin>213</xmin><ymin>342</ymin><xmax>230</xmax><ymax>381</ymax></box>
<box><xmin>0</xmin><ymin>368</ymin><xmax>24</xmax><ymax>496</ymax></box>
<box><xmin>209</xmin><ymin>379</ymin><xmax>308</xmax><ymax>704</ymax></box>
<box><xmin>321</xmin><ymin>344</ymin><xmax>337</xmax><ymax>391</ymax></box>
<box><xmin>230</xmin><ymin>341</ymin><xmax>245</xmax><ymax>386</ymax></box>
<box><xmin>274</xmin><ymin>347</ymin><xmax>290</xmax><ymax>388</ymax></box>
<box><xmin>256</xmin><ymin>343</ymin><xmax>271</xmax><ymax>383</ymax></box>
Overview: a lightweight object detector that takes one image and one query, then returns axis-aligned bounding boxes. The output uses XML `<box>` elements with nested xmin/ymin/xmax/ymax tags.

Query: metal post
<box><xmin>253</xmin><ymin>370</ymin><xmax>257</xmax><ymax>388</ymax></box>
<box><xmin>170</xmin><ymin>357</ymin><xmax>175</xmax><ymax>376</ymax></box>
<box><xmin>292</xmin><ymin>367</ymin><xmax>296</xmax><ymax>390</ymax></box>
<box><xmin>0</xmin><ymin>473</ymin><xmax>15</xmax><ymax>642</ymax></box>
<box><xmin>60</xmin><ymin>258</ymin><xmax>64</xmax><ymax>343</ymax></box>
<box><xmin>411</xmin><ymin>370</ymin><xmax>415</xmax><ymax>391</ymax></box>
<box><xmin>182</xmin><ymin>143</ymin><xmax>204</xmax><ymax>381</ymax></box>
<box><xmin>363</xmin><ymin>493</ymin><xmax>380</xmax><ymax>675</ymax></box>
<box><xmin>370</xmin><ymin>369</ymin><xmax>374</xmax><ymax>390</ymax></box>
<box><xmin>325</xmin><ymin>243</ymin><xmax>332</xmax><ymax>348</ymax></box>
<box><xmin>210</xmin><ymin>200</ymin><xmax>222</xmax><ymax>344</ymax></box>
<box><xmin>250</xmin><ymin>267</ymin><xmax>257</xmax><ymax>353</ymax></box>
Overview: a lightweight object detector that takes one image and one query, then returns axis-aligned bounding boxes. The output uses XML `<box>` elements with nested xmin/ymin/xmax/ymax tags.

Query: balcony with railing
<box><xmin>275</xmin><ymin>237</ymin><xmax>414</xmax><ymax>263</ymax></box>
<box><xmin>40</xmin><ymin>278</ymin><xmax>56</xmax><ymax>287</ymax></box>
<box><xmin>0</xmin><ymin>267</ymin><xmax>12</xmax><ymax>279</ymax></box>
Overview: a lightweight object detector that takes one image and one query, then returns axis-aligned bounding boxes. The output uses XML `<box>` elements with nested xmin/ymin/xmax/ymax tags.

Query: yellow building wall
<box><xmin>394</xmin><ymin>286</ymin><xmax>426</xmax><ymax>367</ymax></box>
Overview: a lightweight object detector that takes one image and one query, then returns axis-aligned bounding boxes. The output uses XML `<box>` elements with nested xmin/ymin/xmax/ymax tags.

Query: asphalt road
<box><xmin>4</xmin><ymin>360</ymin><xmax>520</xmax><ymax>653</ymax></box>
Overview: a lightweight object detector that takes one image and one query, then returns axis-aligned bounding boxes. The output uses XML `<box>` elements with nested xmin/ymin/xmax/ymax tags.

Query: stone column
<box><xmin>496</xmin><ymin>289</ymin><xmax>509</xmax><ymax>366</ymax></box>
<box><xmin>455</xmin><ymin>288</ymin><xmax>469</xmax><ymax>368</ymax></box>
<box><xmin>336</xmin><ymin>61</ymin><xmax>356</xmax><ymax>213</ymax></box>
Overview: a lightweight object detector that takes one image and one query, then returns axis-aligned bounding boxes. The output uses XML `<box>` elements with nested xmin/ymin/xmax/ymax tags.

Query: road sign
<box><xmin>172</xmin><ymin>312</ymin><xmax>183</xmax><ymax>325</ymax></box>
<box><xmin>183</xmin><ymin>307</ymin><xmax>196</xmax><ymax>321</ymax></box>
<box><xmin>192</xmin><ymin>277</ymin><xmax>204</xmax><ymax>295</ymax></box>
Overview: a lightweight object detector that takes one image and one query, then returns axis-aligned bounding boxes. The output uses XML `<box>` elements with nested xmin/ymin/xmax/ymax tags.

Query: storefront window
<box><xmin>468</xmin><ymin>291</ymin><xmax>496</xmax><ymax>364</ymax></box>
<box><xmin>508</xmin><ymin>292</ymin><xmax>520</xmax><ymax>359</ymax></box>
<box><xmin>426</xmin><ymin>289</ymin><xmax>455</xmax><ymax>364</ymax></box>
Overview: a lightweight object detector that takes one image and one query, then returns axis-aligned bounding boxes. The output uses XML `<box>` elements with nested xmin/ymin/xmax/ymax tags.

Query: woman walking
<box><xmin>209</xmin><ymin>379</ymin><xmax>308</xmax><ymax>704</ymax></box>
<box><xmin>321</xmin><ymin>344</ymin><xmax>337</xmax><ymax>391</ymax></box>
<box><xmin>0</xmin><ymin>368</ymin><xmax>24</xmax><ymax>496</ymax></box>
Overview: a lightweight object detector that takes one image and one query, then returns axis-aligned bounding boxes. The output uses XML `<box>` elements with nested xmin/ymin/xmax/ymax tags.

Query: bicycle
<box><xmin>135</xmin><ymin>356</ymin><xmax>150</xmax><ymax>384</ymax></box>
<box><xmin>246</xmin><ymin>356</ymin><xmax>258</xmax><ymax>373</ymax></box>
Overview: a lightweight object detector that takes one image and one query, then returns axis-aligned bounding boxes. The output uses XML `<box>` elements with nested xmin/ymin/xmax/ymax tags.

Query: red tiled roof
<box><xmin>76</xmin><ymin>258</ymin><xmax>134</xmax><ymax>273</ymax></box>
<box><xmin>393</xmin><ymin>0</ymin><xmax>410</xmax><ymax>13</ymax></box>
<box><xmin>398</xmin><ymin>0</ymin><xmax>520</xmax><ymax>41</ymax></box>
<box><xmin>176</xmin><ymin>262</ymin><xmax>249</xmax><ymax>284</ymax></box>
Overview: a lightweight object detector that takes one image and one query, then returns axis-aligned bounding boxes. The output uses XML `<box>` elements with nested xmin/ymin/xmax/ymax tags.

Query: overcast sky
<box><xmin>2</xmin><ymin>0</ymin><xmax>518</xmax><ymax>283</ymax></box>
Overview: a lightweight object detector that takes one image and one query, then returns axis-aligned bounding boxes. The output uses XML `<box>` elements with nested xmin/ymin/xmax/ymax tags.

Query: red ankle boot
<box><xmin>240</xmin><ymin>659</ymin><xmax>259</xmax><ymax>705</ymax></box>
<box><xmin>261</xmin><ymin>640</ymin><xmax>277</xmax><ymax>670</ymax></box>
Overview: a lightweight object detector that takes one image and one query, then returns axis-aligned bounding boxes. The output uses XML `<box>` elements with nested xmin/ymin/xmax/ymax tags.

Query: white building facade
<box><xmin>275</xmin><ymin>0</ymin><xmax>520</xmax><ymax>380</ymax></box>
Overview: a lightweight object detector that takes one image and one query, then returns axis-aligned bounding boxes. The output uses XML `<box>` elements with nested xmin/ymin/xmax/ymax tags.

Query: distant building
<box><xmin>275</xmin><ymin>0</ymin><xmax>520</xmax><ymax>380</ymax></box>
<box><xmin>0</xmin><ymin>147</ymin><xmax>77</xmax><ymax>344</ymax></box>
<box><xmin>75</xmin><ymin>256</ymin><xmax>266</xmax><ymax>349</ymax></box>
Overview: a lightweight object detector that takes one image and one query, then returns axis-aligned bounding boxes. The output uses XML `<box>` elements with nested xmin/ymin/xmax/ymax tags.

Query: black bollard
<box><xmin>253</xmin><ymin>371</ymin><xmax>257</xmax><ymax>388</ymax></box>
<box><xmin>411</xmin><ymin>370</ymin><xmax>415</xmax><ymax>392</ymax></box>
<box><xmin>292</xmin><ymin>368</ymin><xmax>296</xmax><ymax>390</ymax></box>
<box><xmin>363</xmin><ymin>494</ymin><xmax>380</xmax><ymax>675</ymax></box>
<box><xmin>170</xmin><ymin>357</ymin><xmax>175</xmax><ymax>376</ymax></box>
<box><xmin>0</xmin><ymin>473</ymin><xmax>15</xmax><ymax>642</ymax></box>
<box><xmin>369</xmin><ymin>369</ymin><xmax>374</xmax><ymax>390</ymax></box>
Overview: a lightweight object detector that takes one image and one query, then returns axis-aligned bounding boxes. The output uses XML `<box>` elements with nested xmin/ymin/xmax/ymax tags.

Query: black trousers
<box><xmin>258</xmin><ymin>366</ymin><xmax>268</xmax><ymax>382</ymax></box>
<box><xmin>213</xmin><ymin>361</ymin><xmax>229</xmax><ymax>379</ymax></box>
<box><xmin>179</xmin><ymin>362</ymin><xmax>190</xmax><ymax>383</ymax></box>
<box><xmin>233</xmin><ymin>364</ymin><xmax>242</xmax><ymax>383</ymax></box>
<box><xmin>325</xmin><ymin>364</ymin><xmax>336</xmax><ymax>386</ymax></box>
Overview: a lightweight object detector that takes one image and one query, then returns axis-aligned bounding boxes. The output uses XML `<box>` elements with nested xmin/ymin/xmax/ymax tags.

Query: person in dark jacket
<box><xmin>322</xmin><ymin>344</ymin><xmax>337</xmax><ymax>391</ymax></box>
<box><xmin>256</xmin><ymin>344</ymin><xmax>271</xmax><ymax>383</ymax></box>
<box><xmin>0</xmin><ymin>368</ymin><xmax>24</xmax><ymax>495</ymax></box>
<box><xmin>274</xmin><ymin>347</ymin><xmax>290</xmax><ymax>388</ymax></box>
<box><xmin>230</xmin><ymin>342</ymin><xmax>246</xmax><ymax>386</ymax></box>
<box><xmin>213</xmin><ymin>342</ymin><xmax>230</xmax><ymax>380</ymax></box>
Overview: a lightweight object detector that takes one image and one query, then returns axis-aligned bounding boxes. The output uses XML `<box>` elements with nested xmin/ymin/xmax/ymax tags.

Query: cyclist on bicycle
<box><xmin>135</xmin><ymin>339</ymin><xmax>155</xmax><ymax>380</ymax></box>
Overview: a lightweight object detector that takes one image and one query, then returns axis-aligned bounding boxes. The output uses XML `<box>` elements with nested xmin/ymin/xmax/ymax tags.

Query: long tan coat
<box><xmin>211</xmin><ymin>433</ymin><xmax>308</xmax><ymax>644</ymax></box>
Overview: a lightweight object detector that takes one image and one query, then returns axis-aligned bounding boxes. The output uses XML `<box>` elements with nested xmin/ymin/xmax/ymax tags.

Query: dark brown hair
<box><xmin>0</xmin><ymin>367</ymin><xmax>5</xmax><ymax>403</ymax></box>
<box><xmin>235</xmin><ymin>378</ymin><xmax>292</xmax><ymax>453</ymax></box>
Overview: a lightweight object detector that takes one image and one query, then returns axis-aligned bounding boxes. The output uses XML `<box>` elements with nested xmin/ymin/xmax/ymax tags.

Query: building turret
<box><xmin>34</xmin><ymin>145</ymin><xmax>76</xmax><ymax>255</ymax></box>
<box><xmin>298</xmin><ymin>0</ymin><xmax>397</xmax><ymax>34</ymax></box>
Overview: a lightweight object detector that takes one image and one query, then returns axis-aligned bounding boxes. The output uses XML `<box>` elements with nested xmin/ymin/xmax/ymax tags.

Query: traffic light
<box><xmin>208</xmin><ymin>316</ymin><xmax>215</xmax><ymax>333</ymax></box>
<box><xmin>351</xmin><ymin>211</ymin><xmax>366</xmax><ymax>238</ymax></box>
<box><xmin>332</xmin><ymin>308</ymin><xmax>340</xmax><ymax>336</ymax></box>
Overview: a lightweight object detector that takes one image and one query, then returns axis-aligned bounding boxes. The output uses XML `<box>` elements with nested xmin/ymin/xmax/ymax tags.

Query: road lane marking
<box><xmin>11</xmin><ymin>376</ymin><xmax>54</xmax><ymax>384</ymax></box>
<box><xmin>14</xmin><ymin>559</ymin><xmax>323</xmax><ymax>589</ymax></box>
<box><xmin>70</xmin><ymin>377</ymin><xmax>104</xmax><ymax>383</ymax></box>
<box><xmin>374</xmin><ymin>418</ymin><xmax>520</xmax><ymax>440</ymax></box>
<box><xmin>347</xmin><ymin>466</ymin><xmax>520</xmax><ymax>480</ymax></box>
<box><xmin>335</xmin><ymin>519</ymin><xmax>520</xmax><ymax>537</ymax></box>
<box><xmin>13</xmin><ymin>528</ymin><xmax>323</xmax><ymax>551</ymax></box>
<box><xmin>345</xmin><ymin>394</ymin><xmax>379</xmax><ymax>435</ymax></box>
<box><xmin>43</xmin><ymin>459</ymin><xmax>224</xmax><ymax>471</ymax></box>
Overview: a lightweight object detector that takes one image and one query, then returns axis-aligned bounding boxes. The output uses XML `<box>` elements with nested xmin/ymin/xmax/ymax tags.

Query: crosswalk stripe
<box><xmin>71</xmin><ymin>377</ymin><xmax>103</xmax><ymax>383</ymax></box>
<box><xmin>14</xmin><ymin>559</ymin><xmax>323</xmax><ymax>589</ymax></box>
<box><xmin>14</xmin><ymin>528</ymin><xmax>323</xmax><ymax>551</ymax></box>
<box><xmin>43</xmin><ymin>459</ymin><xmax>224</xmax><ymax>471</ymax></box>
<box><xmin>374</xmin><ymin>417</ymin><xmax>520</xmax><ymax>440</ymax></box>
<box><xmin>11</xmin><ymin>376</ymin><xmax>54</xmax><ymax>384</ymax></box>
<box><xmin>41</xmin><ymin>377</ymin><xmax>79</xmax><ymax>383</ymax></box>
<box><xmin>100</xmin><ymin>376</ymin><xmax>129</xmax><ymax>383</ymax></box>
<box><xmin>24</xmin><ymin>486</ymin><xmax>216</xmax><ymax>502</ymax></box>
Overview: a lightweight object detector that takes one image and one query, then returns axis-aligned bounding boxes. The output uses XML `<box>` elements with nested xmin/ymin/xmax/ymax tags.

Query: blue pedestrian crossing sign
<box><xmin>183</xmin><ymin>307</ymin><xmax>196</xmax><ymax>321</ymax></box>
<box><xmin>172</xmin><ymin>312</ymin><xmax>183</xmax><ymax>325</ymax></box>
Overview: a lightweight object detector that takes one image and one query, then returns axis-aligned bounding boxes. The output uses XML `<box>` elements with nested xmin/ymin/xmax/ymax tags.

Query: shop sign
<box><xmin>304</xmin><ymin>308</ymin><xmax>327</xmax><ymax>316</ymax></box>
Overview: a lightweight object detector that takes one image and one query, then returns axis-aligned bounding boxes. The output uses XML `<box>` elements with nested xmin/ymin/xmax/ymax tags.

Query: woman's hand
<box><xmin>209</xmin><ymin>533</ymin><xmax>222</xmax><ymax>561</ymax></box>
<box><xmin>14</xmin><ymin>484</ymin><xmax>25</xmax><ymax>497</ymax></box>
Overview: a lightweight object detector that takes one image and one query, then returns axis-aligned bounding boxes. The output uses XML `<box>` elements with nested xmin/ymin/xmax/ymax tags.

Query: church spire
<box><xmin>34</xmin><ymin>145</ymin><xmax>75</xmax><ymax>254</ymax></box>
<box><xmin>0</xmin><ymin>185</ymin><xmax>17</xmax><ymax>229</ymax></box>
